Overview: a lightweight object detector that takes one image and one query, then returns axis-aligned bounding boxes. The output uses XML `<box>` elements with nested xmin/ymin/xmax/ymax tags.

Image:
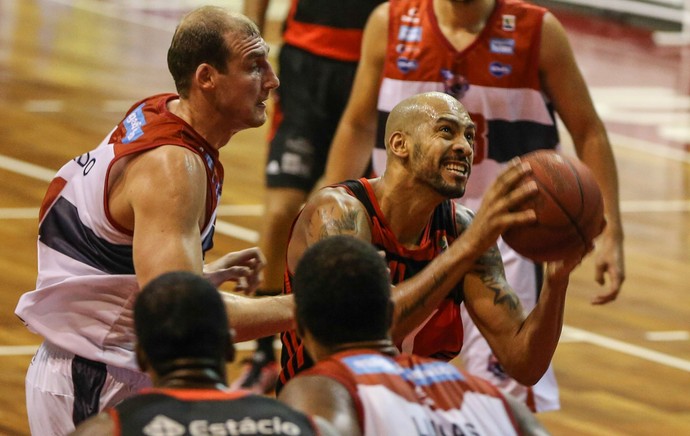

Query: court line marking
<box><xmin>561</xmin><ymin>326</ymin><xmax>690</xmax><ymax>373</ymax></box>
<box><xmin>645</xmin><ymin>331</ymin><xmax>690</xmax><ymax>342</ymax></box>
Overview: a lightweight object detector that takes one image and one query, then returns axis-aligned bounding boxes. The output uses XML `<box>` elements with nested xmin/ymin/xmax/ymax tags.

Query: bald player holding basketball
<box><xmin>322</xmin><ymin>0</ymin><xmax>625</xmax><ymax>411</ymax></box>
<box><xmin>277</xmin><ymin>91</ymin><xmax>587</xmax><ymax>394</ymax></box>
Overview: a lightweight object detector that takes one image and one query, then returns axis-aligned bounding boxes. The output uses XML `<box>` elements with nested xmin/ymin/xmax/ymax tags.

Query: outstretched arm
<box><xmin>540</xmin><ymin>12</ymin><xmax>625</xmax><ymax>303</ymax></box>
<box><xmin>323</xmin><ymin>3</ymin><xmax>389</xmax><ymax>184</ymax></box>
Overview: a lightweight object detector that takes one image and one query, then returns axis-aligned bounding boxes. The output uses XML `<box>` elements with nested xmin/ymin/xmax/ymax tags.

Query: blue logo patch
<box><xmin>490</xmin><ymin>38</ymin><xmax>515</xmax><ymax>55</ymax></box>
<box><xmin>122</xmin><ymin>103</ymin><xmax>147</xmax><ymax>144</ymax></box>
<box><xmin>397</xmin><ymin>57</ymin><xmax>419</xmax><ymax>73</ymax></box>
<box><xmin>342</xmin><ymin>354</ymin><xmax>399</xmax><ymax>375</ymax></box>
<box><xmin>397</xmin><ymin>25</ymin><xmax>422</xmax><ymax>42</ymax></box>
<box><xmin>489</xmin><ymin>62</ymin><xmax>512</xmax><ymax>78</ymax></box>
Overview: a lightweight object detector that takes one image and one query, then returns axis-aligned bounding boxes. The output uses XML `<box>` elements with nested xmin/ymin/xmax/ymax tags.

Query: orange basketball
<box><xmin>502</xmin><ymin>150</ymin><xmax>606</xmax><ymax>262</ymax></box>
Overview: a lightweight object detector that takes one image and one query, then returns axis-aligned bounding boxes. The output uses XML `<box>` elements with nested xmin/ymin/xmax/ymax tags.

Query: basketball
<box><xmin>501</xmin><ymin>150</ymin><xmax>606</xmax><ymax>262</ymax></box>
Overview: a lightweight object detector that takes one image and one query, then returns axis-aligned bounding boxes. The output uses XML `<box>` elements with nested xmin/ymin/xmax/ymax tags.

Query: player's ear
<box><xmin>196</xmin><ymin>63</ymin><xmax>215</xmax><ymax>90</ymax></box>
<box><xmin>388</xmin><ymin>131</ymin><xmax>409</xmax><ymax>158</ymax></box>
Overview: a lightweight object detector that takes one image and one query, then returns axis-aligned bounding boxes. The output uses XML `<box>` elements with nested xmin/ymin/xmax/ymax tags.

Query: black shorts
<box><xmin>266</xmin><ymin>44</ymin><xmax>357</xmax><ymax>191</ymax></box>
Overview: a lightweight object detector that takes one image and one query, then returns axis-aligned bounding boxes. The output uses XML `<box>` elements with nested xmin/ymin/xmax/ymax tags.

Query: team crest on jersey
<box><xmin>440</xmin><ymin>69</ymin><xmax>469</xmax><ymax>100</ymax></box>
<box><xmin>489</xmin><ymin>62</ymin><xmax>512</xmax><ymax>78</ymax></box>
<box><xmin>490</xmin><ymin>38</ymin><xmax>515</xmax><ymax>55</ymax></box>
<box><xmin>502</xmin><ymin>14</ymin><xmax>516</xmax><ymax>31</ymax></box>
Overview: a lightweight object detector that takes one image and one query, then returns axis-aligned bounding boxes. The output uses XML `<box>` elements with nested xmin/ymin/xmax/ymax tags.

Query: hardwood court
<box><xmin>0</xmin><ymin>1</ymin><xmax>688</xmax><ymax>435</ymax></box>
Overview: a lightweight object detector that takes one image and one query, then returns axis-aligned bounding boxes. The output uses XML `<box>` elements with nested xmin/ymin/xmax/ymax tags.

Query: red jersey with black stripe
<box><xmin>304</xmin><ymin>350</ymin><xmax>521</xmax><ymax>435</ymax></box>
<box><xmin>110</xmin><ymin>388</ymin><xmax>318</xmax><ymax>435</ymax></box>
<box><xmin>282</xmin><ymin>0</ymin><xmax>385</xmax><ymax>62</ymax></box>
<box><xmin>279</xmin><ymin>178</ymin><xmax>464</xmax><ymax>391</ymax></box>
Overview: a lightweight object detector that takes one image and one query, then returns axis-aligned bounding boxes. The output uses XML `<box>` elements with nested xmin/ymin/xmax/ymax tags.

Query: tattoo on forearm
<box><xmin>476</xmin><ymin>246</ymin><xmax>520</xmax><ymax>311</ymax></box>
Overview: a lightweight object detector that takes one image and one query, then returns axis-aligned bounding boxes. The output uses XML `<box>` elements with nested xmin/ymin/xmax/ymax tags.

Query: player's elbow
<box><xmin>502</xmin><ymin>358</ymin><xmax>549</xmax><ymax>386</ymax></box>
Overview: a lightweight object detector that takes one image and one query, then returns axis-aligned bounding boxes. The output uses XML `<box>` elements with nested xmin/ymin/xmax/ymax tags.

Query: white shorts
<box><xmin>25</xmin><ymin>341</ymin><xmax>152</xmax><ymax>436</ymax></box>
<box><xmin>459</xmin><ymin>238</ymin><xmax>560</xmax><ymax>412</ymax></box>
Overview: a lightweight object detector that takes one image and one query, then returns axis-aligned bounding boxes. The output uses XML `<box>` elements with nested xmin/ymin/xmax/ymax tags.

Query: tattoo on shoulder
<box><xmin>308</xmin><ymin>206</ymin><xmax>361</xmax><ymax>241</ymax></box>
<box><xmin>475</xmin><ymin>245</ymin><xmax>520</xmax><ymax>311</ymax></box>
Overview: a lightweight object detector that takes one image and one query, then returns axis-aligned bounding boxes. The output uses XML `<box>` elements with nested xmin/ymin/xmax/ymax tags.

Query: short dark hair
<box><xmin>293</xmin><ymin>236</ymin><xmax>392</xmax><ymax>347</ymax></box>
<box><xmin>167</xmin><ymin>6</ymin><xmax>260</xmax><ymax>98</ymax></box>
<box><xmin>134</xmin><ymin>271</ymin><xmax>229</xmax><ymax>374</ymax></box>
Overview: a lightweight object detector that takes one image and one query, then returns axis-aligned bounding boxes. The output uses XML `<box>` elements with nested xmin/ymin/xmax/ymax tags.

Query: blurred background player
<box><xmin>235</xmin><ymin>0</ymin><xmax>385</xmax><ymax>394</ymax></box>
<box><xmin>71</xmin><ymin>271</ymin><xmax>330</xmax><ymax>436</ymax></box>
<box><xmin>280</xmin><ymin>235</ymin><xmax>551</xmax><ymax>436</ymax></box>
<box><xmin>322</xmin><ymin>0</ymin><xmax>625</xmax><ymax>411</ymax></box>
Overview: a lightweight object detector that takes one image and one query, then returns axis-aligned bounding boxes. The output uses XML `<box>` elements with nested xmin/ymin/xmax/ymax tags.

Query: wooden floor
<box><xmin>1</xmin><ymin>1</ymin><xmax>689</xmax><ymax>435</ymax></box>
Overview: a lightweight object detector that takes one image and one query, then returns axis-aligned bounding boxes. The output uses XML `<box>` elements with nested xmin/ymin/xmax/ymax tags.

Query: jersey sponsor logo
<box><xmin>440</xmin><ymin>69</ymin><xmax>469</xmax><ymax>100</ymax></box>
<box><xmin>143</xmin><ymin>415</ymin><xmax>185</xmax><ymax>436</ymax></box>
<box><xmin>502</xmin><ymin>14</ymin><xmax>516</xmax><ymax>31</ymax></box>
<box><xmin>400</xmin><ymin>361</ymin><xmax>464</xmax><ymax>386</ymax></box>
<box><xmin>122</xmin><ymin>102</ymin><xmax>147</xmax><ymax>144</ymax></box>
<box><xmin>401</xmin><ymin>7</ymin><xmax>421</xmax><ymax>25</ymax></box>
<box><xmin>141</xmin><ymin>414</ymin><xmax>306</xmax><ymax>436</ymax></box>
<box><xmin>397</xmin><ymin>25</ymin><xmax>422</xmax><ymax>43</ymax></box>
<box><xmin>490</xmin><ymin>38</ymin><xmax>515</xmax><ymax>55</ymax></box>
<box><xmin>342</xmin><ymin>354</ymin><xmax>400</xmax><ymax>375</ymax></box>
<box><xmin>397</xmin><ymin>57</ymin><xmax>419</xmax><ymax>73</ymax></box>
<box><xmin>489</xmin><ymin>62</ymin><xmax>512</xmax><ymax>78</ymax></box>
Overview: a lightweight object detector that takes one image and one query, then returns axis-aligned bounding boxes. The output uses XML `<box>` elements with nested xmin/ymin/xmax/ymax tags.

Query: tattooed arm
<box><xmin>459</xmin><ymin>204</ymin><xmax>582</xmax><ymax>385</ymax></box>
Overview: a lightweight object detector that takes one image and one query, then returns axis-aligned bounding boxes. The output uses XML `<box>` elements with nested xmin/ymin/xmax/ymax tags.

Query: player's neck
<box><xmin>154</xmin><ymin>358</ymin><xmax>228</xmax><ymax>390</ymax></box>
<box><xmin>373</xmin><ymin>176</ymin><xmax>444</xmax><ymax>247</ymax></box>
<box><xmin>433</xmin><ymin>0</ymin><xmax>496</xmax><ymax>36</ymax></box>
<box><xmin>329</xmin><ymin>340</ymin><xmax>399</xmax><ymax>357</ymax></box>
<box><xmin>167</xmin><ymin>97</ymin><xmax>235</xmax><ymax>150</ymax></box>
<box><xmin>156</xmin><ymin>368</ymin><xmax>228</xmax><ymax>390</ymax></box>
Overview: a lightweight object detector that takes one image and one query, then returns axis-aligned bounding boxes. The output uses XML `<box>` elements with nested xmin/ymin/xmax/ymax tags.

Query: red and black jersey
<box><xmin>282</xmin><ymin>0</ymin><xmax>385</xmax><ymax>62</ymax></box>
<box><xmin>111</xmin><ymin>388</ymin><xmax>318</xmax><ymax>435</ymax></box>
<box><xmin>278</xmin><ymin>178</ymin><xmax>464</xmax><ymax>392</ymax></box>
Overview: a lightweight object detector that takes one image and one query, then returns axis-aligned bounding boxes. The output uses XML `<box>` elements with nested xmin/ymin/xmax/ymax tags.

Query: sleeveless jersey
<box><xmin>374</xmin><ymin>0</ymin><xmax>558</xmax><ymax>211</ymax></box>
<box><xmin>279</xmin><ymin>178</ymin><xmax>464</xmax><ymax>390</ymax></box>
<box><xmin>282</xmin><ymin>0</ymin><xmax>384</xmax><ymax>62</ymax></box>
<box><xmin>14</xmin><ymin>94</ymin><xmax>223</xmax><ymax>370</ymax></box>
<box><xmin>305</xmin><ymin>349</ymin><xmax>520</xmax><ymax>435</ymax></box>
<box><xmin>111</xmin><ymin>388</ymin><xmax>317</xmax><ymax>435</ymax></box>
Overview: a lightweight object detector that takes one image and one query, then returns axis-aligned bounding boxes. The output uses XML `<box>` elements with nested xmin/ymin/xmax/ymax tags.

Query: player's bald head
<box><xmin>384</xmin><ymin>92</ymin><xmax>467</xmax><ymax>146</ymax></box>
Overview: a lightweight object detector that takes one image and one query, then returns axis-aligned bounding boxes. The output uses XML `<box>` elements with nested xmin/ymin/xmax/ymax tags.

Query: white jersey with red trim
<box><xmin>305</xmin><ymin>349</ymin><xmax>520</xmax><ymax>435</ymax></box>
<box><xmin>15</xmin><ymin>94</ymin><xmax>223</xmax><ymax>370</ymax></box>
